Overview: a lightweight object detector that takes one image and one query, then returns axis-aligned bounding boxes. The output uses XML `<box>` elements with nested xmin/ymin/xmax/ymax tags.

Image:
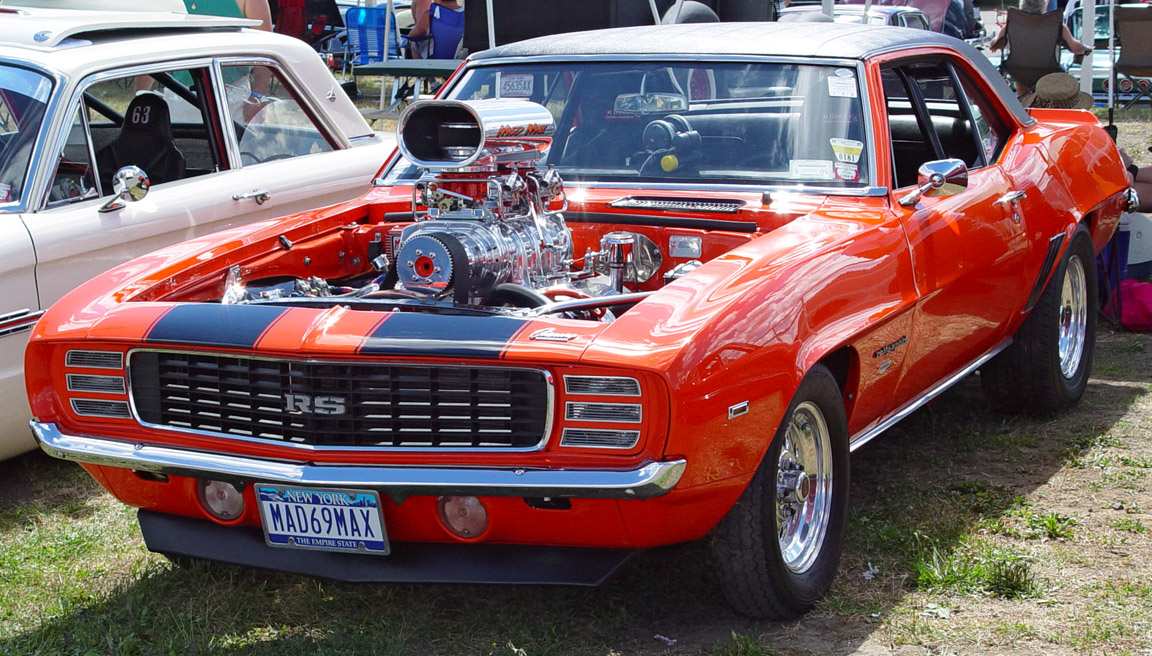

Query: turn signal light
<box><xmin>438</xmin><ymin>495</ymin><xmax>488</xmax><ymax>538</ymax></box>
<box><xmin>198</xmin><ymin>480</ymin><xmax>245</xmax><ymax>521</ymax></box>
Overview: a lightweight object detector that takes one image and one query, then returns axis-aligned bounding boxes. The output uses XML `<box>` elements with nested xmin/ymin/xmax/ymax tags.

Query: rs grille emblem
<box><xmin>284</xmin><ymin>393</ymin><xmax>347</xmax><ymax>415</ymax></box>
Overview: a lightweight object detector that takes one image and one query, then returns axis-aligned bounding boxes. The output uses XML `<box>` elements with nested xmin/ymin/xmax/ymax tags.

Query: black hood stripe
<box><xmin>145</xmin><ymin>305</ymin><xmax>290</xmax><ymax>349</ymax></box>
<box><xmin>358</xmin><ymin>313</ymin><xmax>528</xmax><ymax>359</ymax></box>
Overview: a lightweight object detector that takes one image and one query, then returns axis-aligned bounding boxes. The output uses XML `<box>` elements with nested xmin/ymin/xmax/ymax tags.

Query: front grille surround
<box><xmin>127</xmin><ymin>349</ymin><xmax>554</xmax><ymax>452</ymax></box>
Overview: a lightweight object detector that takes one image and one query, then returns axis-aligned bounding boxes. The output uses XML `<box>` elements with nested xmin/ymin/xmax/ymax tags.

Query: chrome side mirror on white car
<box><xmin>99</xmin><ymin>166</ymin><xmax>150</xmax><ymax>213</ymax></box>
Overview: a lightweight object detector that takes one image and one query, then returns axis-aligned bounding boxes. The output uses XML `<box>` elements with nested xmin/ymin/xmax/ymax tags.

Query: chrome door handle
<box><xmin>232</xmin><ymin>189</ymin><xmax>270</xmax><ymax>205</ymax></box>
<box><xmin>997</xmin><ymin>190</ymin><xmax>1027</xmax><ymax>205</ymax></box>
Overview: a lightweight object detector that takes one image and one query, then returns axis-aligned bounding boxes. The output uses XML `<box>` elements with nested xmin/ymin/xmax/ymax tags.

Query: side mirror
<box><xmin>99</xmin><ymin>166</ymin><xmax>150</xmax><ymax>213</ymax></box>
<box><xmin>898</xmin><ymin>158</ymin><xmax>968</xmax><ymax>207</ymax></box>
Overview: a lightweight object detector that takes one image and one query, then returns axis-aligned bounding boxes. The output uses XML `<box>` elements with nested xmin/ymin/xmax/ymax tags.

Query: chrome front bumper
<box><xmin>32</xmin><ymin>422</ymin><xmax>686</xmax><ymax>500</ymax></box>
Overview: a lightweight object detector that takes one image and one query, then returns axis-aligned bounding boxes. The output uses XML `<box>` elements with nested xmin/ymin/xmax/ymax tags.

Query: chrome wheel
<box><xmin>776</xmin><ymin>401</ymin><xmax>833</xmax><ymax>573</ymax></box>
<box><xmin>1058</xmin><ymin>253</ymin><xmax>1087</xmax><ymax>379</ymax></box>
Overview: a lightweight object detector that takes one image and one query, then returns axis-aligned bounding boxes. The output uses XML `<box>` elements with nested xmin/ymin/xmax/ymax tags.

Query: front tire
<box><xmin>710</xmin><ymin>365</ymin><xmax>850</xmax><ymax>620</ymax></box>
<box><xmin>982</xmin><ymin>225</ymin><xmax>1097</xmax><ymax>413</ymax></box>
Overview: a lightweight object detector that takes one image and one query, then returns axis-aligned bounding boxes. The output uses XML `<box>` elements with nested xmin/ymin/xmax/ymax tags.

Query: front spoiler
<box><xmin>33</xmin><ymin>422</ymin><xmax>686</xmax><ymax>500</ymax></box>
<box><xmin>139</xmin><ymin>510</ymin><xmax>636</xmax><ymax>585</ymax></box>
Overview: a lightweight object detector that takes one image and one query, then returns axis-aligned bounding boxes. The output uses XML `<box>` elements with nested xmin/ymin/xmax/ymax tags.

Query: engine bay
<box><xmin>192</xmin><ymin>99</ymin><xmax>763</xmax><ymax>322</ymax></box>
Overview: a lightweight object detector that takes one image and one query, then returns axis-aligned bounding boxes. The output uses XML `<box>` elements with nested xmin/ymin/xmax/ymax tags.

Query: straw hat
<box><xmin>1020</xmin><ymin>73</ymin><xmax>1094</xmax><ymax>110</ymax></box>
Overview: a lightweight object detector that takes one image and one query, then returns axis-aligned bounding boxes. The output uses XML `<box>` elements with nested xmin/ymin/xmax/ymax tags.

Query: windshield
<box><xmin>384</xmin><ymin>61</ymin><xmax>871</xmax><ymax>189</ymax></box>
<box><xmin>0</xmin><ymin>65</ymin><xmax>53</xmax><ymax>206</ymax></box>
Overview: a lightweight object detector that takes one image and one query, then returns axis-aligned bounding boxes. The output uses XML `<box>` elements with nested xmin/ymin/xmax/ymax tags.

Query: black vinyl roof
<box><xmin>474</xmin><ymin>22</ymin><xmax>957</xmax><ymax>60</ymax></box>
<box><xmin>469</xmin><ymin>22</ymin><xmax>1032</xmax><ymax>125</ymax></box>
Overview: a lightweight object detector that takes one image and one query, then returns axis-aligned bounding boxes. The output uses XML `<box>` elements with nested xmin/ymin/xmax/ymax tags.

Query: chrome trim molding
<box><xmin>126</xmin><ymin>348</ymin><xmax>556</xmax><ymax>454</ymax></box>
<box><xmin>0</xmin><ymin>309</ymin><xmax>43</xmax><ymax>338</ymax></box>
<box><xmin>32</xmin><ymin>422</ymin><xmax>685</xmax><ymax>500</ymax></box>
<box><xmin>848</xmin><ymin>339</ymin><xmax>1011</xmax><ymax>452</ymax></box>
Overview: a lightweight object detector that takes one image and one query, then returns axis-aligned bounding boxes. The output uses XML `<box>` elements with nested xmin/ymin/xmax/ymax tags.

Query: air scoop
<box><xmin>397</xmin><ymin>98</ymin><xmax>555</xmax><ymax>170</ymax></box>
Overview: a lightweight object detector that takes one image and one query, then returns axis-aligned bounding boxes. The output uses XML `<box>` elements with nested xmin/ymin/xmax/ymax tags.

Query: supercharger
<box><xmin>393</xmin><ymin>99</ymin><xmax>573</xmax><ymax>305</ymax></box>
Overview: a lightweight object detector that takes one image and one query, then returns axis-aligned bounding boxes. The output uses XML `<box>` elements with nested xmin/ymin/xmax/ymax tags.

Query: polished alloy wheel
<box><xmin>1058</xmin><ymin>254</ymin><xmax>1087</xmax><ymax>378</ymax></box>
<box><xmin>776</xmin><ymin>401</ymin><xmax>833</xmax><ymax>573</ymax></box>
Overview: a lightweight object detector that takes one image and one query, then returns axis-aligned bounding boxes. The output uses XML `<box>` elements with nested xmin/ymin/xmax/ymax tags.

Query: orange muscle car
<box><xmin>27</xmin><ymin>23</ymin><xmax>1132</xmax><ymax>619</ymax></box>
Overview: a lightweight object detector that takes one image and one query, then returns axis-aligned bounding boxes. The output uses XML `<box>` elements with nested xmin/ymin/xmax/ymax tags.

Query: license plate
<box><xmin>255</xmin><ymin>485</ymin><xmax>390</xmax><ymax>555</ymax></box>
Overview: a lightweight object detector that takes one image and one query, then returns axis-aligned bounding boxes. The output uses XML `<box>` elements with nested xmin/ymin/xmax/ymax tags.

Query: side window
<box><xmin>220</xmin><ymin>64</ymin><xmax>335</xmax><ymax>166</ymax></box>
<box><xmin>83</xmin><ymin>67</ymin><xmax>220</xmax><ymax>197</ymax></box>
<box><xmin>881</xmin><ymin>61</ymin><xmax>985</xmax><ymax>188</ymax></box>
<box><xmin>46</xmin><ymin>105</ymin><xmax>98</xmax><ymax>207</ymax></box>
<box><xmin>881</xmin><ymin>67</ymin><xmax>934</xmax><ymax>188</ymax></box>
<box><xmin>907</xmin><ymin>63</ymin><xmax>981</xmax><ymax>168</ymax></box>
<box><xmin>954</xmin><ymin>67</ymin><xmax>1009</xmax><ymax>164</ymax></box>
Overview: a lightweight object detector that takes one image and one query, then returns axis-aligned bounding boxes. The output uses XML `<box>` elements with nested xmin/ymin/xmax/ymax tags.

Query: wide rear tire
<box><xmin>982</xmin><ymin>225</ymin><xmax>1097</xmax><ymax>414</ymax></box>
<box><xmin>710</xmin><ymin>365</ymin><xmax>849</xmax><ymax>620</ymax></box>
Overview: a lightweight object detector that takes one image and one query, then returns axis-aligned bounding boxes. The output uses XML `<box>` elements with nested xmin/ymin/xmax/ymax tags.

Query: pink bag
<box><xmin>1109</xmin><ymin>279</ymin><xmax>1152</xmax><ymax>332</ymax></box>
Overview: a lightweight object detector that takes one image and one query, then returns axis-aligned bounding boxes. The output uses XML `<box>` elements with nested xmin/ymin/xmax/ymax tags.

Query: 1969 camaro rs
<box><xmin>28</xmin><ymin>23</ymin><xmax>1131</xmax><ymax>618</ymax></box>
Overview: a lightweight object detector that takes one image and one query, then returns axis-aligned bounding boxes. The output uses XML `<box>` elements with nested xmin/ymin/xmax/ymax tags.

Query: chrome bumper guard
<box><xmin>32</xmin><ymin>422</ymin><xmax>686</xmax><ymax>500</ymax></box>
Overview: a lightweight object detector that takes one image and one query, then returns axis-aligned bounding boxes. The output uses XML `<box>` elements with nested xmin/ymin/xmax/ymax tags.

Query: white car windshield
<box><xmin>385</xmin><ymin>61</ymin><xmax>870</xmax><ymax>188</ymax></box>
<box><xmin>0</xmin><ymin>65</ymin><xmax>53</xmax><ymax>206</ymax></box>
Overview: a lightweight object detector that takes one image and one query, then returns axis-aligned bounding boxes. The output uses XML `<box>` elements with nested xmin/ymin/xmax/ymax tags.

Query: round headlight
<box><xmin>198</xmin><ymin>479</ymin><xmax>245</xmax><ymax>521</ymax></box>
<box><xmin>437</xmin><ymin>495</ymin><xmax>489</xmax><ymax>539</ymax></box>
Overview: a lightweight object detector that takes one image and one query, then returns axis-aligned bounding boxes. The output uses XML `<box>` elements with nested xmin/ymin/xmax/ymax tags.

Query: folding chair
<box><xmin>343</xmin><ymin>6</ymin><xmax>402</xmax><ymax>73</ymax></box>
<box><xmin>999</xmin><ymin>8</ymin><xmax>1065</xmax><ymax>92</ymax></box>
<box><xmin>407</xmin><ymin>3</ymin><xmax>465</xmax><ymax>60</ymax></box>
<box><xmin>343</xmin><ymin>6</ymin><xmax>409</xmax><ymax>123</ymax></box>
<box><xmin>1114</xmin><ymin>6</ymin><xmax>1152</xmax><ymax>109</ymax></box>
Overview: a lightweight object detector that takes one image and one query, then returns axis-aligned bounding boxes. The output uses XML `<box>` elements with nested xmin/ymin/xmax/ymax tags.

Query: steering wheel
<box><xmin>636</xmin><ymin>115</ymin><xmax>701</xmax><ymax>175</ymax></box>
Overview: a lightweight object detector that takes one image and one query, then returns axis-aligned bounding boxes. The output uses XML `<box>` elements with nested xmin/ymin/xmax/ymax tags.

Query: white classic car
<box><xmin>0</xmin><ymin>0</ymin><xmax>393</xmax><ymax>460</ymax></box>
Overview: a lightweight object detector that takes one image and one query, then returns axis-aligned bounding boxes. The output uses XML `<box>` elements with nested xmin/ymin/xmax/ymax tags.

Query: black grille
<box><xmin>129</xmin><ymin>351</ymin><xmax>551</xmax><ymax>449</ymax></box>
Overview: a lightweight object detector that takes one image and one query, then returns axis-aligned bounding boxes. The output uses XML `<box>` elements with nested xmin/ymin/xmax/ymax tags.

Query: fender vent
<box><xmin>609</xmin><ymin>196</ymin><xmax>745</xmax><ymax>214</ymax></box>
<box><xmin>1023</xmin><ymin>233</ymin><xmax>1067</xmax><ymax>313</ymax></box>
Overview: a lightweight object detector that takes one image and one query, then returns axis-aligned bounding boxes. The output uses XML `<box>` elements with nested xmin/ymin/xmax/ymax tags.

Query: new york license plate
<box><xmin>256</xmin><ymin>485</ymin><xmax>390</xmax><ymax>555</ymax></box>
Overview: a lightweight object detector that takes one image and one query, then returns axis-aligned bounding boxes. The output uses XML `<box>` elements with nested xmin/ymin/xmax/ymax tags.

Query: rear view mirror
<box><xmin>613</xmin><ymin>93</ymin><xmax>688</xmax><ymax>115</ymax></box>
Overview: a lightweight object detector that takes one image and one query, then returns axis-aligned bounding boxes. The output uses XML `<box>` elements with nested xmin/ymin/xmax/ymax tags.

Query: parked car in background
<box><xmin>779</xmin><ymin>4</ymin><xmax>932</xmax><ymax>28</ymax></box>
<box><xmin>0</xmin><ymin>0</ymin><xmax>393</xmax><ymax>460</ymax></box>
<box><xmin>28</xmin><ymin>23</ymin><xmax>1130</xmax><ymax>619</ymax></box>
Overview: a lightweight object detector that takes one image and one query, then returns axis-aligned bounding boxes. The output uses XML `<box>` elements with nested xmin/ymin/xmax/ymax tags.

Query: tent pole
<box><xmin>1081</xmin><ymin>0</ymin><xmax>1095</xmax><ymax>95</ymax></box>
<box><xmin>486</xmin><ymin>0</ymin><xmax>496</xmax><ymax>50</ymax></box>
<box><xmin>1108</xmin><ymin>0</ymin><xmax>1115</xmax><ymax>126</ymax></box>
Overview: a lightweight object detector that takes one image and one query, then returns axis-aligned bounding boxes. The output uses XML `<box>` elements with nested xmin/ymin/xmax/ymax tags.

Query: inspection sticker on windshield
<box><xmin>257</xmin><ymin>485</ymin><xmax>389</xmax><ymax>555</ymax></box>
<box><xmin>827</xmin><ymin>76</ymin><xmax>858</xmax><ymax>98</ymax></box>
<box><xmin>835</xmin><ymin>162</ymin><xmax>859</xmax><ymax>182</ymax></box>
<box><xmin>830</xmin><ymin>138</ymin><xmax>864</xmax><ymax>163</ymax></box>
<box><xmin>499</xmin><ymin>74</ymin><xmax>534</xmax><ymax>97</ymax></box>
<box><xmin>790</xmin><ymin>159</ymin><xmax>834</xmax><ymax>180</ymax></box>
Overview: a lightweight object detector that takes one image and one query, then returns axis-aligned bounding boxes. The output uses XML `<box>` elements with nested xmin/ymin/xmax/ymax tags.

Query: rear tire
<box><xmin>710</xmin><ymin>365</ymin><xmax>849</xmax><ymax>620</ymax></box>
<box><xmin>981</xmin><ymin>225</ymin><xmax>1097</xmax><ymax>414</ymax></box>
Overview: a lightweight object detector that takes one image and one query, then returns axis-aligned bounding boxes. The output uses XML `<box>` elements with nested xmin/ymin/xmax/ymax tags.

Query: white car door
<box><xmin>27</xmin><ymin>63</ymin><xmax>274</xmax><ymax>306</ymax></box>
<box><xmin>216</xmin><ymin>60</ymin><xmax>385</xmax><ymax>218</ymax></box>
